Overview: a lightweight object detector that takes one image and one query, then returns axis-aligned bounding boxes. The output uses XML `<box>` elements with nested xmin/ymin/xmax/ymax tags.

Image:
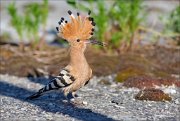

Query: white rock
<box><xmin>82</xmin><ymin>101</ymin><xmax>88</xmax><ymax>105</ymax></box>
<box><xmin>174</xmin><ymin>98</ymin><xmax>179</xmax><ymax>105</ymax></box>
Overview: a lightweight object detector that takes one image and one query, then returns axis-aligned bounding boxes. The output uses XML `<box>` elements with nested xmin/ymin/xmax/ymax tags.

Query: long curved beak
<box><xmin>85</xmin><ymin>40</ymin><xmax>106</xmax><ymax>46</ymax></box>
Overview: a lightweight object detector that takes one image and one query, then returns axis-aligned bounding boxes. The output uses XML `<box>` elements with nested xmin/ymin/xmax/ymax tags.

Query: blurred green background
<box><xmin>0</xmin><ymin>0</ymin><xmax>179</xmax><ymax>52</ymax></box>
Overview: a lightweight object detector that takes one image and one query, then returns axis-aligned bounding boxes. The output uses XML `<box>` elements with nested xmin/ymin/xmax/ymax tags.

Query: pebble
<box><xmin>111</xmin><ymin>100</ymin><xmax>119</xmax><ymax>105</ymax></box>
<box><xmin>82</xmin><ymin>101</ymin><xmax>88</xmax><ymax>105</ymax></box>
<box><xmin>174</xmin><ymin>98</ymin><xmax>180</xmax><ymax>105</ymax></box>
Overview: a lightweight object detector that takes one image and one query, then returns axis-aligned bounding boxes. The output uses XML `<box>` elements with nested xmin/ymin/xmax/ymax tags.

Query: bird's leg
<box><xmin>62</xmin><ymin>94</ymin><xmax>70</xmax><ymax>104</ymax></box>
<box><xmin>70</xmin><ymin>92</ymin><xmax>80</xmax><ymax>103</ymax></box>
<box><xmin>70</xmin><ymin>92</ymin><xmax>87</xmax><ymax>106</ymax></box>
<box><xmin>62</xmin><ymin>88</ymin><xmax>71</xmax><ymax>104</ymax></box>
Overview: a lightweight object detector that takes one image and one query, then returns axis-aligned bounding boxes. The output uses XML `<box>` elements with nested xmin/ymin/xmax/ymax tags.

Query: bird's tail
<box><xmin>26</xmin><ymin>69</ymin><xmax>75</xmax><ymax>100</ymax></box>
<box><xmin>26</xmin><ymin>78</ymin><xmax>65</xmax><ymax>100</ymax></box>
<box><xmin>26</xmin><ymin>88</ymin><xmax>46</xmax><ymax>100</ymax></box>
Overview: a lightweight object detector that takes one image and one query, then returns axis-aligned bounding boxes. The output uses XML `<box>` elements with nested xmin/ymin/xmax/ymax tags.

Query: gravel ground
<box><xmin>0</xmin><ymin>74</ymin><xmax>179</xmax><ymax>121</ymax></box>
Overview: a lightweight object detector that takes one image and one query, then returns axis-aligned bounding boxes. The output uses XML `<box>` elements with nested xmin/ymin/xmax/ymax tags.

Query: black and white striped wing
<box><xmin>47</xmin><ymin>69</ymin><xmax>76</xmax><ymax>90</ymax></box>
<box><xmin>26</xmin><ymin>69</ymin><xmax>76</xmax><ymax>100</ymax></box>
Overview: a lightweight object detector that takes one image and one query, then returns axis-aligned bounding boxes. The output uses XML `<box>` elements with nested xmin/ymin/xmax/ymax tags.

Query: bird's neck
<box><xmin>69</xmin><ymin>47</ymin><xmax>88</xmax><ymax>68</ymax></box>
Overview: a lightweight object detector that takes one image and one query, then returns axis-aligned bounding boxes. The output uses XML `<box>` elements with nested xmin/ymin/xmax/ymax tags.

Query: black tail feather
<box><xmin>26</xmin><ymin>88</ymin><xmax>45</xmax><ymax>100</ymax></box>
<box><xmin>26</xmin><ymin>92</ymin><xmax>42</xmax><ymax>100</ymax></box>
<box><xmin>26</xmin><ymin>75</ymin><xmax>68</xmax><ymax>100</ymax></box>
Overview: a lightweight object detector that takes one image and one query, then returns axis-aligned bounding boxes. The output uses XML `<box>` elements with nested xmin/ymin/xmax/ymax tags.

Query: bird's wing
<box><xmin>26</xmin><ymin>68</ymin><xmax>76</xmax><ymax>100</ymax></box>
<box><xmin>56</xmin><ymin>68</ymin><xmax>76</xmax><ymax>87</ymax></box>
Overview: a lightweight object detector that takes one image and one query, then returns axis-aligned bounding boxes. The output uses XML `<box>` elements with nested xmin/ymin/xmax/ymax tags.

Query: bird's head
<box><xmin>56</xmin><ymin>10</ymin><xmax>105</xmax><ymax>51</ymax></box>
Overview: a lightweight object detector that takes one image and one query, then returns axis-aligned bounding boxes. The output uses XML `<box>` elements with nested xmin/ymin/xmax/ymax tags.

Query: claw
<box><xmin>70</xmin><ymin>98</ymin><xmax>87</xmax><ymax>106</ymax></box>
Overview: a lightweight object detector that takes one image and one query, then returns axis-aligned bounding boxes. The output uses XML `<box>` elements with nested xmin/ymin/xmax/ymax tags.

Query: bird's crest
<box><xmin>56</xmin><ymin>10</ymin><xmax>95</xmax><ymax>41</ymax></box>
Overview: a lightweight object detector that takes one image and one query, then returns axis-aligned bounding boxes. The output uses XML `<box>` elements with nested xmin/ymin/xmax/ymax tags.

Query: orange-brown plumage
<box><xmin>58</xmin><ymin>10</ymin><xmax>94</xmax><ymax>41</ymax></box>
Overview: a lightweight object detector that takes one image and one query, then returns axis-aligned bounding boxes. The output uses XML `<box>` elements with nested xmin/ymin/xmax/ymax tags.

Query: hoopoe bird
<box><xmin>26</xmin><ymin>10</ymin><xmax>104</xmax><ymax>100</ymax></box>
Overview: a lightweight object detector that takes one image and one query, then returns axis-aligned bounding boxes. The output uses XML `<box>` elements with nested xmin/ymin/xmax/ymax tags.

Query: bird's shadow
<box><xmin>0</xmin><ymin>77</ymin><xmax>115</xmax><ymax>121</ymax></box>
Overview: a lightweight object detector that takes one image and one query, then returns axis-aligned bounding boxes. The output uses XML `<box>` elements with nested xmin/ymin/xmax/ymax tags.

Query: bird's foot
<box><xmin>70</xmin><ymin>98</ymin><xmax>88</xmax><ymax>106</ymax></box>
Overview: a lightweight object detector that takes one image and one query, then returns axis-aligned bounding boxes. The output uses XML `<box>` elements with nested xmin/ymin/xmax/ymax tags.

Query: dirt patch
<box><xmin>123</xmin><ymin>76</ymin><xmax>180</xmax><ymax>89</ymax></box>
<box><xmin>0</xmin><ymin>44</ymin><xmax>179</xmax><ymax>78</ymax></box>
<box><xmin>135</xmin><ymin>88</ymin><xmax>172</xmax><ymax>101</ymax></box>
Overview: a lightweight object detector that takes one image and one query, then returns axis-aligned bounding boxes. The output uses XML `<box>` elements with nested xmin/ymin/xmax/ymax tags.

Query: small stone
<box><xmin>114</xmin><ymin>105</ymin><xmax>121</xmax><ymax>108</ymax></box>
<box><xmin>111</xmin><ymin>100</ymin><xmax>119</xmax><ymax>105</ymax></box>
<box><xmin>82</xmin><ymin>101</ymin><xmax>88</xmax><ymax>105</ymax></box>
<box><xmin>21</xmin><ymin>108</ymin><xmax>26</xmax><ymax>111</ymax></box>
<box><xmin>0</xmin><ymin>110</ymin><xmax>4</xmax><ymax>113</ymax></box>
<box><xmin>174</xmin><ymin>98</ymin><xmax>179</xmax><ymax>104</ymax></box>
<box><xmin>62</xmin><ymin>100</ymin><xmax>68</xmax><ymax>103</ymax></box>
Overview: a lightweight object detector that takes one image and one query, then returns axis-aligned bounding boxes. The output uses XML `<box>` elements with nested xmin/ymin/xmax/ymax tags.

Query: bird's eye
<box><xmin>77</xmin><ymin>39</ymin><xmax>80</xmax><ymax>42</ymax></box>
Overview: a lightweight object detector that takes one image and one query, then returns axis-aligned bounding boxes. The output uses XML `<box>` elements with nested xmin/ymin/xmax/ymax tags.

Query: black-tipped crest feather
<box><xmin>88</xmin><ymin>10</ymin><xmax>91</xmax><ymax>15</ymax></box>
<box><xmin>56</xmin><ymin>27</ymin><xmax>59</xmax><ymax>31</ymax></box>
<box><xmin>68</xmin><ymin>10</ymin><xmax>72</xmax><ymax>15</ymax></box>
